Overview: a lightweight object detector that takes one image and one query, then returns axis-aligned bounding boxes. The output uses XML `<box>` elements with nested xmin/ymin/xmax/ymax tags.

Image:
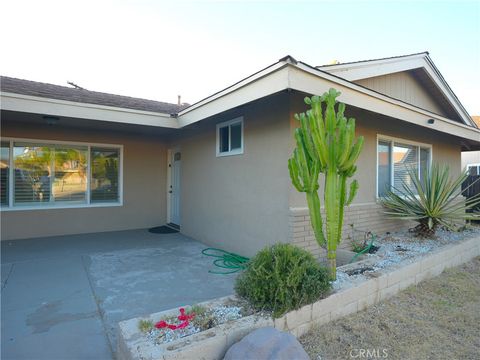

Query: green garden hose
<box><xmin>349</xmin><ymin>234</ymin><xmax>377</xmax><ymax>264</ymax></box>
<box><xmin>202</xmin><ymin>248</ymin><xmax>250</xmax><ymax>274</ymax></box>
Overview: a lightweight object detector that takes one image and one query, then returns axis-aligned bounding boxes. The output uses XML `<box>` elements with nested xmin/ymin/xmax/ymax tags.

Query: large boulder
<box><xmin>224</xmin><ymin>327</ymin><xmax>309</xmax><ymax>360</ymax></box>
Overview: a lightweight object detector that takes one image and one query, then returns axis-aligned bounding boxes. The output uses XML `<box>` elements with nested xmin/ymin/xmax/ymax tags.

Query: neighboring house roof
<box><xmin>0</xmin><ymin>76</ymin><xmax>187</xmax><ymax>115</ymax></box>
<box><xmin>317</xmin><ymin>52</ymin><xmax>475</xmax><ymax>127</ymax></box>
<box><xmin>472</xmin><ymin>116</ymin><xmax>480</xmax><ymax>127</ymax></box>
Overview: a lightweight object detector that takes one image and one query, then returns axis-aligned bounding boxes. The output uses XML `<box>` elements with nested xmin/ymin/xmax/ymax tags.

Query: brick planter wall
<box><xmin>290</xmin><ymin>203</ymin><xmax>412</xmax><ymax>260</ymax></box>
<box><xmin>276</xmin><ymin>235</ymin><xmax>480</xmax><ymax>338</ymax></box>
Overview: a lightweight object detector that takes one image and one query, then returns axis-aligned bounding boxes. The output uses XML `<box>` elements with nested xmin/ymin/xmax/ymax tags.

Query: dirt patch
<box><xmin>300</xmin><ymin>257</ymin><xmax>480</xmax><ymax>360</ymax></box>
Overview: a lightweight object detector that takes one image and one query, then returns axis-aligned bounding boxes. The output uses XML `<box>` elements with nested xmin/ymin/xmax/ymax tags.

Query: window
<box><xmin>91</xmin><ymin>148</ymin><xmax>120</xmax><ymax>202</ymax></box>
<box><xmin>1</xmin><ymin>139</ymin><xmax>122</xmax><ymax>209</ymax></box>
<box><xmin>377</xmin><ymin>136</ymin><xmax>431</xmax><ymax>197</ymax></box>
<box><xmin>216</xmin><ymin>117</ymin><xmax>244</xmax><ymax>156</ymax></box>
<box><xmin>467</xmin><ymin>164</ymin><xmax>480</xmax><ymax>176</ymax></box>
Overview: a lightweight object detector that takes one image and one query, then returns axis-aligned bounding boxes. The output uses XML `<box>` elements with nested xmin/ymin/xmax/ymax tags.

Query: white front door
<box><xmin>169</xmin><ymin>150</ymin><xmax>181</xmax><ymax>226</ymax></box>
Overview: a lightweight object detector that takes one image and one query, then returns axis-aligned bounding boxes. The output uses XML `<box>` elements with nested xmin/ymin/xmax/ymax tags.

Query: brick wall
<box><xmin>290</xmin><ymin>203</ymin><xmax>411</xmax><ymax>259</ymax></box>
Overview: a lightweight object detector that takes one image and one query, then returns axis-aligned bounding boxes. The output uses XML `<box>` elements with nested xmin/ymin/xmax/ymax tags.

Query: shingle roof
<box><xmin>0</xmin><ymin>76</ymin><xmax>188</xmax><ymax>114</ymax></box>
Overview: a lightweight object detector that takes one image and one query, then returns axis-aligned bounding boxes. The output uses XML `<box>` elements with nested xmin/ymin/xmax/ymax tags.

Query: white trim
<box><xmin>178</xmin><ymin>62</ymin><xmax>288</xmax><ymax>118</ymax></box>
<box><xmin>1</xmin><ymin>137</ymin><xmax>123</xmax><ymax>210</ymax></box>
<box><xmin>1</xmin><ymin>91</ymin><xmax>179</xmax><ymax>128</ymax></box>
<box><xmin>1</xmin><ymin>202</ymin><xmax>122</xmax><ymax>212</ymax></box>
<box><xmin>8</xmin><ymin>140</ymin><xmax>14</xmax><ymax>207</ymax></box>
<box><xmin>2</xmin><ymin>136</ymin><xmax>124</xmax><ymax>149</ymax></box>
<box><xmin>215</xmin><ymin>117</ymin><xmax>244</xmax><ymax>157</ymax></box>
<box><xmin>375</xmin><ymin>134</ymin><xmax>433</xmax><ymax>198</ymax></box>
<box><xmin>317</xmin><ymin>53</ymin><xmax>428</xmax><ymax>80</ymax></box>
<box><xmin>376</xmin><ymin>134</ymin><xmax>432</xmax><ymax>150</ymax></box>
<box><xmin>175</xmin><ymin>61</ymin><xmax>479</xmax><ymax>143</ymax></box>
<box><xmin>178</xmin><ymin>66</ymin><xmax>289</xmax><ymax>127</ymax></box>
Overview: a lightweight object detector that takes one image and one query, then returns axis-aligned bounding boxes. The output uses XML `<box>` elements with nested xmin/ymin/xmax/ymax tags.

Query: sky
<box><xmin>1</xmin><ymin>0</ymin><xmax>479</xmax><ymax>114</ymax></box>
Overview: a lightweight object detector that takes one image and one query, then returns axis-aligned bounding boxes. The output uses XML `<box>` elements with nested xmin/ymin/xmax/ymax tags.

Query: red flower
<box><xmin>154</xmin><ymin>308</ymin><xmax>197</xmax><ymax>331</ymax></box>
<box><xmin>155</xmin><ymin>320</ymin><xmax>167</xmax><ymax>329</ymax></box>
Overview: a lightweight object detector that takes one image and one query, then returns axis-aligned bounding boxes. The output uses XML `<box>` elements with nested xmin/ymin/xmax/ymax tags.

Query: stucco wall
<box><xmin>1</xmin><ymin>121</ymin><xmax>168</xmax><ymax>240</ymax></box>
<box><xmin>173</xmin><ymin>93</ymin><xmax>291</xmax><ymax>257</ymax></box>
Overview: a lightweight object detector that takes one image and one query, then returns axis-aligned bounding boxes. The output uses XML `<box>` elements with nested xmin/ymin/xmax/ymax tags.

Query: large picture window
<box><xmin>1</xmin><ymin>139</ymin><xmax>122</xmax><ymax>209</ymax></box>
<box><xmin>377</xmin><ymin>136</ymin><xmax>431</xmax><ymax>197</ymax></box>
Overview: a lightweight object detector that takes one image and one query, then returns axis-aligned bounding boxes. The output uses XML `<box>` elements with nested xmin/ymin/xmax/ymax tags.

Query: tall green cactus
<box><xmin>288</xmin><ymin>88</ymin><xmax>364</xmax><ymax>280</ymax></box>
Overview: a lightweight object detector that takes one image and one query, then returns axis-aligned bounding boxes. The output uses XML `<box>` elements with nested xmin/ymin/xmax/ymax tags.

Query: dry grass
<box><xmin>300</xmin><ymin>257</ymin><xmax>480</xmax><ymax>360</ymax></box>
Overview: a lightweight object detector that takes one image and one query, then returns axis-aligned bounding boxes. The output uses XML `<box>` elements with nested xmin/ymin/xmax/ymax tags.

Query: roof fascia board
<box><xmin>422</xmin><ymin>55</ymin><xmax>475</xmax><ymax>127</ymax></box>
<box><xmin>178</xmin><ymin>62</ymin><xmax>288</xmax><ymax>116</ymax></box>
<box><xmin>1</xmin><ymin>91</ymin><xmax>179</xmax><ymax>128</ymax></box>
<box><xmin>289</xmin><ymin>64</ymin><xmax>480</xmax><ymax>143</ymax></box>
<box><xmin>177</xmin><ymin>64</ymin><xmax>290</xmax><ymax>127</ymax></box>
<box><xmin>317</xmin><ymin>53</ymin><xmax>427</xmax><ymax>80</ymax></box>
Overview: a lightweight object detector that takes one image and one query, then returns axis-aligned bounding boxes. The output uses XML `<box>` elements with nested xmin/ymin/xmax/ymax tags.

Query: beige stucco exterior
<box><xmin>0</xmin><ymin>89</ymin><xmax>466</xmax><ymax>257</ymax></box>
<box><xmin>1</xmin><ymin>120</ymin><xmax>168</xmax><ymax>240</ymax></box>
<box><xmin>170</xmin><ymin>93</ymin><xmax>292</xmax><ymax>257</ymax></box>
<box><xmin>1</xmin><ymin>64</ymin><xmax>475</xmax><ymax>263</ymax></box>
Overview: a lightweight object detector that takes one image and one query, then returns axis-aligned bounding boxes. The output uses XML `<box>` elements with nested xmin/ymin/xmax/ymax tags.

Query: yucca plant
<box><xmin>380</xmin><ymin>164</ymin><xmax>480</xmax><ymax>236</ymax></box>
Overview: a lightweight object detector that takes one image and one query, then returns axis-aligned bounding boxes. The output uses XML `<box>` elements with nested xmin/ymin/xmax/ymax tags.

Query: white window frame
<box><xmin>216</xmin><ymin>117</ymin><xmax>244</xmax><ymax>157</ymax></box>
<box><xmin>1</xmin><ymin>137</ymin><xmax>123</xmax><ymax>211</ymax></box>
<box><xmin>466</xmin><ymin>163</ymin><xmax>480</xmax><ymax>175</ymax></box>
<box><xmin>376</xmin><ymin>134</ymin><xmax>432</xmax><ymax>198</ymax></box>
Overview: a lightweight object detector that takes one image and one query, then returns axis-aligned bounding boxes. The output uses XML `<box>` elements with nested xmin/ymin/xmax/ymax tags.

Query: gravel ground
<box><xmin>300</xmin><ymin>256</ymin><xmax>480</xmax><ymax>360</ymax></box>
<box><xmin>146</xmin><ymin>305</ymin><xmax>244</xmax><ymax>344</ymax></box>
<box><xmin>332</xmin><ymin>226</ymin><xmax>480</xmax><ymax>290</ymax></box>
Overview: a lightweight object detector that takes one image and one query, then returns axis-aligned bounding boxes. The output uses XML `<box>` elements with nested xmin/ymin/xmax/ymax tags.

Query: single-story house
<box><xmin>2</xmin><ymin>52</ymin><xmax>480</xmax><ymax>259</ymax></box>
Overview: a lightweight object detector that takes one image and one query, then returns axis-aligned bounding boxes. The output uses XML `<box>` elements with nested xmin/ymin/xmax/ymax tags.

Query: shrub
<box><xmin>138</xmin><ymin>319</ymin><xmax>154</xmax><ymax>333</ymax></box>
<box><xmin>381</xmin><ymin>164</ymin><xmax>480</xmax><ymax>236</ymax></box>
<box><xmin>235</xmin><ymin>243</ymin><xmax>331</xmax><ymax>318</ymax></box>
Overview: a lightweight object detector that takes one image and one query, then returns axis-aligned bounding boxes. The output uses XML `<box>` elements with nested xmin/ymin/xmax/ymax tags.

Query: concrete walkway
<box><xmin>1</xmin><ymin>230</ymin><xmax>236</xmax><ymax>359</ymax></box>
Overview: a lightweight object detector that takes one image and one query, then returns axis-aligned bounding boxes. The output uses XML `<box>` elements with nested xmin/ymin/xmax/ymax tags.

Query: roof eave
<box><xmin>175</xmin><ymin>59</ymin><xmax>479</xmax><ymax>144</ymax></box>
<box><xmin>1</xmin><ymin>91</ymin><xmax>179</xmax><ymax>129</ymax></box>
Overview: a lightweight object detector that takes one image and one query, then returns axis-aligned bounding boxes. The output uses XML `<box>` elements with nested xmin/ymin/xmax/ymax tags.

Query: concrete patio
<box><xmin>1</xmin><ymin>229</ymin><xmax>236</xmax><ymax>359</ymax></box>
